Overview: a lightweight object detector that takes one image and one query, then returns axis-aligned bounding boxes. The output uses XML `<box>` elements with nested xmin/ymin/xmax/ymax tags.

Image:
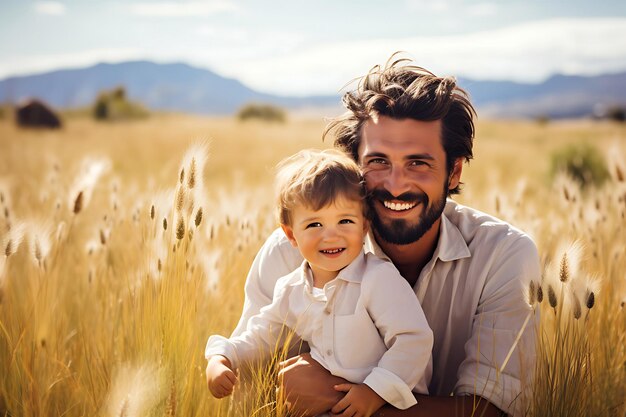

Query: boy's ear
<box><xmin>363</xmin><ymin>219</ymin><xmax>370</xmax><ymax>234</ymax></box>
<box><xmin>280</xmin><ymin>224</ymin><xmax>298</xmax><ymax>247</ymax></box>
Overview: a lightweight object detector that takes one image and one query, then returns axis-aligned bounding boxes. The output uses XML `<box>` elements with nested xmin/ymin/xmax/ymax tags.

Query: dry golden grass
<box><xmin>0</xmin><ymin>115</ymin><xmax>625</xmax><ymax>416</ymax></box>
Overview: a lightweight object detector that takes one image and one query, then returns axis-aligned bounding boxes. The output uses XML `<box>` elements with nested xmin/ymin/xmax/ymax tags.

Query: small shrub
<box><xmin>93</xmin><ymin>94</ymin><xmax>109</xmax><ymax>120</ymax></box>
<box><xmin>606</xmin><ymin>105</ymin><xmax>625</xmax><ymax>123</ymax></box>
<box><xmin>92</xmin><ymin>86</ymin><xmax>148</xmax><ymax>121</ymax></box>
<box><xmin>237</xmin><ymin>103</ymin><xmax>286</xmax><ymax>123</ymax></box>
<box><xmin>550</xmin><ymin>143</ymin><xmax>610</xmax><ymax>188</ymax></box>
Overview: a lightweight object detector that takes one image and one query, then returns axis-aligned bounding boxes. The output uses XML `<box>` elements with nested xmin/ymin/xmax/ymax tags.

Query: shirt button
<box><xmin>326</xmin><ymin>349</ymin><xmax>333</xmax><ymax>356</ymax></box>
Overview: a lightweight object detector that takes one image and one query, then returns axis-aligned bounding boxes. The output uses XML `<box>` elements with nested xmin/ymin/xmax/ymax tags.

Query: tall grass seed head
<box><xmin>188</xmin><ymin>157</ymin><xmax>196</xmax><ymax>189</ymax></box>
<box><xmin>69</xmin><ymin>157</ymin><xmax>111</xmax><ymax>215</ymax></box>
<box><xmin>100</xmin><ymin>228</ymin><xmax>108</xmax><ymax>245</ymax></box>
<box><xmin>555</xmin><ymin>240</ymin><xmax>584</xmax><ymax>283</ymax></box>
<box><xmin>179</xmin><ymin>142</ymin><xmax>209</xmax><ymax>191</ymax></box>
<box><xmin>176</xmin><ymin>217</ymin><xmax>185</xmax><ymax>240</ymax></box>
<box><xmin>525</xmin><ymin>280</ymin><xmax>539</xmax><ymax>307</ymax></box>
<box><xmin>3</xmin><ymin>222</ymin><xmax>25</xmax><ymax>257</ymax></box>
<box><xmin>548</xmin><ymin>284</ymin><xmax>558</xmax><ymax>309</ymax></box>
<box><xmin>72</xmin><ymin>190</ymin><xmax>84</xmax><ymax>214</ymax></box>
<box><xmin>175</xmin><ymin>186</ymin><xmax>185</xmax><ymax>213</ymax></box>
<box><xmin>28</xmin><ymin>221</ymin><xmax>53</xmax><ymax>267</ymax></box>
<box><xmin>194</xmin><ymin>207</ymin><xmax>203</xmax><ymax>227</ymax></box>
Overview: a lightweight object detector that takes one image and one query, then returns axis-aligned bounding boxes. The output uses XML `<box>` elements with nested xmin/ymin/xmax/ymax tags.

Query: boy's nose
<box><xmin>322</xmin><ymin>227</ymin><xmax>339</xmax><ymax>240</ymax></box>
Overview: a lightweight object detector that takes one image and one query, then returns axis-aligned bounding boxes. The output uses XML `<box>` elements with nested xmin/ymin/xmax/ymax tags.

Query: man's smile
<box><xmin>383</xmin><ymin>201</ymin><xmax>417</xmax><ymax>211</ymax></box>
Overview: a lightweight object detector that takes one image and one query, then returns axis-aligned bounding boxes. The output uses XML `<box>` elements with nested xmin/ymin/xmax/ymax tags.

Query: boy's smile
<box><xmin>281</xmin><ymin>196</ymin><xmax>367</xmax><ymax>288</ymax></box>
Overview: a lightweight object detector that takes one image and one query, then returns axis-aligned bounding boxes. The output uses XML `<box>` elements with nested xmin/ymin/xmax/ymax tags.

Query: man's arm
<box><xmin>372</xmin><ymin>395</ymin><xmax>503</xmax><ymax>417</ymax></box>
<box><xmin>277</xmin><ymin>353</ymin><xmax>347</xmax><ymax>416</ymax></box>
<box><xmin>278</xmin><ymin>353</ymin><xmax>502</xmax><ymax>417</ymax></box>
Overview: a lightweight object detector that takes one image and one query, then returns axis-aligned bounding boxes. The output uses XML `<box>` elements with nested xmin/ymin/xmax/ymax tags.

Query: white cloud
<box><xmin>3</xmin><ymin>17</ymin><xmax>626</xmax><ymax>97</ymax></box>
<box><xmin>34</xmin><ymin>1</ymin><xmax>66</xmax><ymax>16</ymax></box>
<box><xmin>467</xmin><ymin>2</ymin><xmax>498</xmax><ymax>17</ymax></box>
<box><xmin>129</xmin><ymin>1</ymin><xmax>239</xmax><ymax>17</ymax></box>
<box><xmin>224</xmin><ymin>18</ymin><xmax>626</xmax><ymax>95</ymax></box>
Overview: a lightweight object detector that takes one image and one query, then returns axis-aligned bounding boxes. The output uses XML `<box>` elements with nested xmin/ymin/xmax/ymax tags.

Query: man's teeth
<box><xmin>321</xmin><ymin>248</ymin><xmax>344</xmax><ymax>254</ymax></box>
<box><xmin>383</xmin><ymin>201</ymin><xmax>417</xmax><ymax>211</ymax></box>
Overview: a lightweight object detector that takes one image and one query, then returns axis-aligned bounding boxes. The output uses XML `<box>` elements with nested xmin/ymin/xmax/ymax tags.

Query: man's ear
<box><xmin>281</xmin><ymin>224</ymin><xmax>298</xmax><ymax>248</ymax></box>
<box><xmin>448</xmin><ymin>158</ymin><xmax>463</xmax><ymax>191</ymax></box>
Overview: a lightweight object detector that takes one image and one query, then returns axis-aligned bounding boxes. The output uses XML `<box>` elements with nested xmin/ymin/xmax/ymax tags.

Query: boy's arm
<box><xmin>205</xmin><ymin>273</ymin><xmax>299</xmax><ymax>370</ymax></box>
<box><xmin>331</xmin><ymin>383</ymin><xmax>386</xmax><ymax>417</ymax></box>
<box><xmin>231</xmin><ymin>228</ymin><xmax>302</xmax><ymax>337</ymax></box>
<box><xmin>358</xmin><ymin>262</ymin><xmax>433</xmax><ymax>409</ymax></box>
<box><xmin>206</xmin><ymin>355</ymin><xmax>237</xmax><ymax>398</ymax></box>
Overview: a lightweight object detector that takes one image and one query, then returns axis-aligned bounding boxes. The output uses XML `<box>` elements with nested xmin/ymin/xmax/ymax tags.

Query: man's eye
<box><xmin>370</xmin><ymin>158</ymin><xmax>387</xmax><ymax>164</ymax></box>
<box><xmin>409</xmin><ymin>160</ymin><xmax>429</xmax><ymax>167</ymax></box>
<box><xmin>306</xmin><ymin>222</ymin><xmax>322</xmax><ymax>229</ymax></box>
<box><xmin>339</xmin><ymin>219</ymin><xmax>355</xmax><ymax>224</ymax></box>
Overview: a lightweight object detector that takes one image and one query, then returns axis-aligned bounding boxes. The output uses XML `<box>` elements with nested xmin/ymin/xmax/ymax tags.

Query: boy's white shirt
<box><xmin>205</xmin><ymin>250</ymin><xmax>434</xmax><ymax>410</ymax></box>
<box><xmin>222</xmin><ymin>199</ymin><xmax>540</xmax><ymax>416</ymax></box>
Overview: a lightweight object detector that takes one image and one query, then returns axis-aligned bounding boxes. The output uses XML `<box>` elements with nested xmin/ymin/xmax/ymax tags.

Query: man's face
<box><xmin>358</xmin><ymin>116</ymin><xmax>461</xmax><ymax>245</ymax></box>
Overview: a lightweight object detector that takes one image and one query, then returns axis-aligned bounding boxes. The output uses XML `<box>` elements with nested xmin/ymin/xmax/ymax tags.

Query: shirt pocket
<box><xmin>333</xmin><ymin>308</ymin><xmax>387</xmax><ymax>370</ymax></box>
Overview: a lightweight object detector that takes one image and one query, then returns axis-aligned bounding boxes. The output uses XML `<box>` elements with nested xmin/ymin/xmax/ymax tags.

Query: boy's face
<box><xmin>281</xmin><ymin>196</ymin><xmax>367</xmax><ymax>285</ymax></box>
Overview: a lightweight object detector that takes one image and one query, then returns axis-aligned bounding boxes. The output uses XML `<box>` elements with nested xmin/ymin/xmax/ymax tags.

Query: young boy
<box><xmin>205</xmin><ymin>149</ymin><xmax>433</xmax><ymax>416</ymax></box>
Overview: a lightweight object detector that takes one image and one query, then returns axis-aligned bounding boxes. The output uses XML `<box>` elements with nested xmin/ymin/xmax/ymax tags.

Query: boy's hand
<box><xmin>206</xmin><ymin>355</ymin><xmax>237</xmax><ymax>398</ymax></box>
<box><xmin>330</xmin><ymin>383</ymin><xmax>385</xmax><ymax>417</ymax></box>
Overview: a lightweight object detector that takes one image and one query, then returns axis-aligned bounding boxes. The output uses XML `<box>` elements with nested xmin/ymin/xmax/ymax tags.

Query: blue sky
<box><xmin>1</xmin><ymin>0</ymin><xmax>626</xmax><ymax>95</ymax></box>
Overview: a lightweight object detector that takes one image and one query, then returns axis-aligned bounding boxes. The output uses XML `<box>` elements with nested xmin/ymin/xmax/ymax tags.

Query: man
<box><xmin>223</xmin><ymin>56</ymin><xmax>540</xmax><ymax>416</ymax></box>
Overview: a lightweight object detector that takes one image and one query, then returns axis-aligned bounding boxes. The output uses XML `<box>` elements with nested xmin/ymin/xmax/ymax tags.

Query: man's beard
<box><xmin>368</xmin><ymin>185</ymin><xmax>447</xmax><ymax>245</ymax></box>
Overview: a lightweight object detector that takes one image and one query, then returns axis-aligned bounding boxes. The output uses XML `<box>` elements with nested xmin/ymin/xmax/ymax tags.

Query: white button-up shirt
<box><xmin>206</xmin><ymin>250</ymin><xmax>434</xmax><ymax>410</ymax></box>
<box><xmin>227</xmin><ymin>199</ymin><xmax>540</xmax><ymax>416</ymax></box>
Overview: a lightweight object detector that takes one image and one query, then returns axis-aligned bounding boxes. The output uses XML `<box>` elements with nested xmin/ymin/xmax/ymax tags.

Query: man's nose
<box><xmin>383</xmin><ymin>166</ymin><xmax>411</xmax><ymax>197</ymax></box>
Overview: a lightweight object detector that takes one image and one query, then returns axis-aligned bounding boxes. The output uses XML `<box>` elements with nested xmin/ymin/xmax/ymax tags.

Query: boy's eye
<box><xmin>339</xmin><ymin>219</ymin><xmax>355</xmax><ymax>224</ymax></box>
<box><xmin>305</xmin><ymin>222</ymin><xmax>322</xmax><ymax>229</ymax></box>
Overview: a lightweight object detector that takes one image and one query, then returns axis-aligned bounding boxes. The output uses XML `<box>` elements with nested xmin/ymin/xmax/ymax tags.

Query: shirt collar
<box><xmin>298</xmin><ymin>249</ymin><xmax>367</xmax><ymax>289</ymax></box>
<box><xmin>364</xmin><ymin>200</ymin><xmax>471</xmax><ymax>264</ymax></box>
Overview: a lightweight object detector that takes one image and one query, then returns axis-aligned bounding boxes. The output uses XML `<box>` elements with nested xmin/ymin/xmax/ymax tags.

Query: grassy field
<box><xmin>0</xmin><ymin>114</ymin><xmax>625</xmax><ymax>416</ymax></box>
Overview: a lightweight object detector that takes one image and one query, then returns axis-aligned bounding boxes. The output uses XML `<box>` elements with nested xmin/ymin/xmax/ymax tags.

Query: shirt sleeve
<box><xmin>361</xmin><ymin>262</ymin><xmax>434</xmax><ymax>410</ymax></box>
<box><xmin>454</xmin><ymin>234</ymin><xmax>540</xmax><ymax>417</ymax></box>
<box><xmin>205</xmin><ymin>274</ymin><xmax>298</xmax><ymax>370</ymax></box>
<box><xmin>230</xmin><ymin>228</ymin><xmax>303</xmax><ymax>337</ymax></box>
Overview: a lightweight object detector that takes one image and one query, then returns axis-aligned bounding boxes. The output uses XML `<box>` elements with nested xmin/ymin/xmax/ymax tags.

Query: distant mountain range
<box><xmin>1</xmin><ymin>61</ymin><xmax>625</xmax><ymax>118</ymax></box>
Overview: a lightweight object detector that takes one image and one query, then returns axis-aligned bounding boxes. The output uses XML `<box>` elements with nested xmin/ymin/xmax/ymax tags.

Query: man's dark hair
<box><xmin>324</xmin><ymin>53</ymin><xmax>476</xmax><ymax>195</ymax></box>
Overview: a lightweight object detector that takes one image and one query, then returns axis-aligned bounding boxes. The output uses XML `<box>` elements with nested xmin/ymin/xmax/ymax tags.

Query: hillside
<box><xmin>1</xmin><ymin>61</ymin><xmax>625</xmax><ymax>118</ymax></box>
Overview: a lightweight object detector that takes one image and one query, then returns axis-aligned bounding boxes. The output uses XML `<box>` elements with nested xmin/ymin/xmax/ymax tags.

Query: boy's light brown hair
<box><xmin>275</xmin><ymin>149</ymin><xmax>366</xmax><ymax>226</ymax></box>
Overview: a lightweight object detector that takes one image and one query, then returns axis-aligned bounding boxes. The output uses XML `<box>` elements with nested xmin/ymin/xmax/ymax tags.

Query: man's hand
<box><xmin>331</xmin><ymin>383</ymin><xmax>386</xmax><ymax>417</ymax></box>
<box><xmin>206</xmin><ymin>355</ymin><xmax>237</xmax><ymax>399</ymax></box>
<box><xmin>277</xmin><ymin>353</ymin><xmax>347</xmax><ymax>416</ymax></box>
